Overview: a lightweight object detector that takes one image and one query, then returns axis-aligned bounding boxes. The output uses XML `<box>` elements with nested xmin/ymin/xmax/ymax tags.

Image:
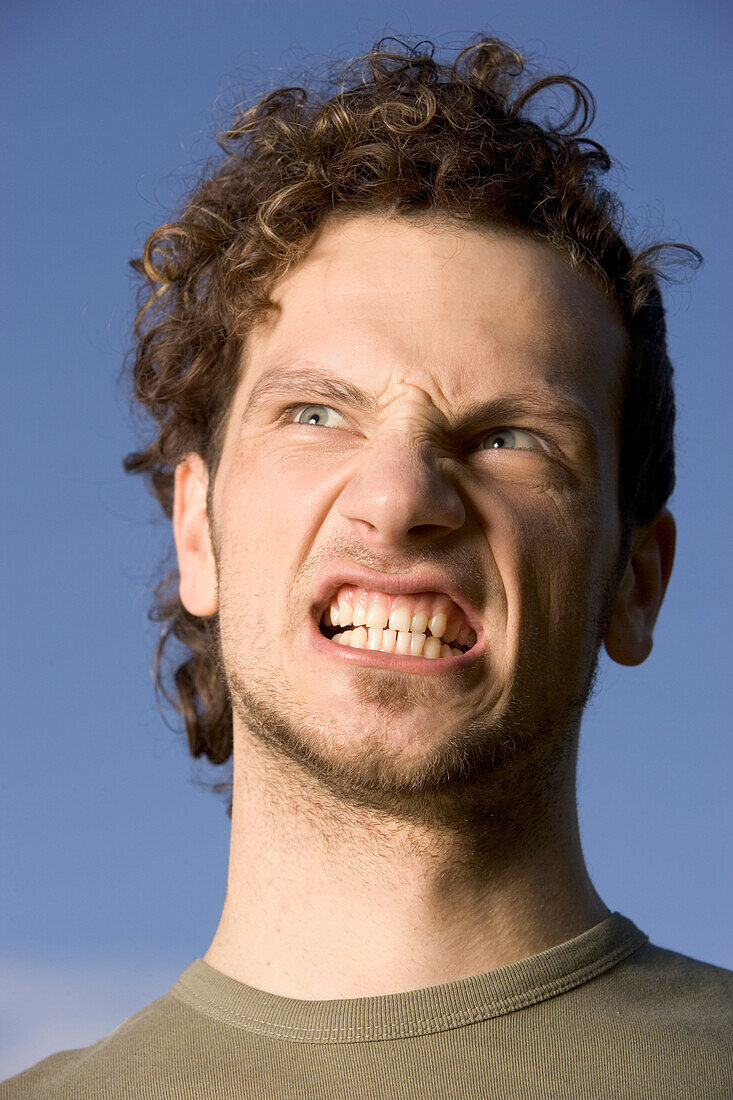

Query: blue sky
<box><xmin>2</xmin><ymin>0</ymin><xmax>731</xmax><ymax>1077</ymax></box>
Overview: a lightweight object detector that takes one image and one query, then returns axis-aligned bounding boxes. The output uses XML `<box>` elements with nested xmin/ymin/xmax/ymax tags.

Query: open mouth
<box><xmin>317</xmin><ymin>584</ymin><xmax>479</xmax><ymax>660</ymax></box>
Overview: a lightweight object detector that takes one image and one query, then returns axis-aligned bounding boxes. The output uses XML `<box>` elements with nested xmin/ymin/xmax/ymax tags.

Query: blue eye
<box><xmin>481</xmin><ymin>428</ymin><xmax>541</xmax><ymax>452</ymax></box>
<box><xmin>292</xmin><ymin>405</ymin><xmax>345</xmax><ymax>427</ymax></box>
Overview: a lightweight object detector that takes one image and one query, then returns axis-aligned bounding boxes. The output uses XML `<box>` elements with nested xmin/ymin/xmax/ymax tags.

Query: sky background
<box><xmin>2</xmin><ymin>0</ymin><xmax>731</xmax><ymax>1079</ymax></box>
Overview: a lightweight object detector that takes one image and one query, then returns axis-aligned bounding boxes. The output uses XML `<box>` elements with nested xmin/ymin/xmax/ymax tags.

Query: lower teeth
<box><xmin>328</xmin><ymin>626</ymin><xmax>465</xmax><ymax>658</ymax></box>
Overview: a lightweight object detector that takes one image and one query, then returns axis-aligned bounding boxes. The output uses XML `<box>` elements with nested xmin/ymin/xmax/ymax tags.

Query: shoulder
<box><xmin>530</xmin><ymin>938</ymin><xmax>733</xmax><ymax>1099</ymax></box>
<box><xmin>583</xmin><ymin>939</ymin><xmax>733</xmax><ymax>1054</ymax></box>
<box><xmin>0</xmin><ymin>990</ymin><xmax>190</xmax><ymax>1100</ymax></box>
<box><xmin>590</xmin><ymin>936</ymin><xmax>732</xmax><ymax>1014</ymax></box>
<box><xmin>614</xmin><ymin>939</ymin><xmax>733</xmax><ymax>1006</ymax></box>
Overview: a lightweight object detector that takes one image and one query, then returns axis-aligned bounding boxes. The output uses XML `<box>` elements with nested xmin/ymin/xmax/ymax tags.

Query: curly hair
<box><xmin>123</xmin><ymin>35</ymin><xmax>699</xmax><ymax>794</ymax></box>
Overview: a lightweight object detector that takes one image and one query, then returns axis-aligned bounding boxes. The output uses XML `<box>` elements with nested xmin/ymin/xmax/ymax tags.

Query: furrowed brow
<box><xmin>240</xmin><ymin>364</ymin><xmax>598</xmax><ymax>453</ymax></box>
<box><xmin>240</xmin><ymin>366</ymin><xmax>380</xmax><ymax>424</ymax></box>
<box><xmin>457</xmin><ymin>393</ymin><xmax>599</xmax><ymax>451</ymax></box>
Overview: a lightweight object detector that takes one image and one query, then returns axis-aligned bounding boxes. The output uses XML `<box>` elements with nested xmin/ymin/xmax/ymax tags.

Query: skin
<box><xmin>173</xmin><ymin>215</ymin><xmax>675</xmax><ymax>999</ymax></box>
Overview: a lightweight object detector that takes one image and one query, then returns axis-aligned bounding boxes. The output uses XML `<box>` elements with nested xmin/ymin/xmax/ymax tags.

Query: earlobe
<box><xmin>173</xmin><ymin>454</ymin><xmax>219</xmax><ymax>617</ymax></box>
<box><xmin>604</xmin><ymin>508</ymin><xmax>676</xmax><ymax>667</ymax></box>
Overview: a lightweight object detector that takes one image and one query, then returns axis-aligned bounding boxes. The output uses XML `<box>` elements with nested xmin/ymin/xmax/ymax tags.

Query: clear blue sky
<box><xmin>1</xmin><ymin>0</ymin><xmax>730</xmax><ymax>1076</ymax></box>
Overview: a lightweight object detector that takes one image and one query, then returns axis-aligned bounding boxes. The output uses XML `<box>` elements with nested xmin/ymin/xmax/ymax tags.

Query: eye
<box><xmin>480</xmin><ymin>428</ymin><xmax>544</xmax><ymax>452</ymax></box>
<box><xmin>290</xmin><ymin>404</ymin><xmax>348</xmax><ymax>428</ymax></box>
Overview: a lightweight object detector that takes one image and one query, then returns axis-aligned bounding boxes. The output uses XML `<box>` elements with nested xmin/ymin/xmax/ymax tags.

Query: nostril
<box><xmin>408</xmin><ymin>524</ymin><xmax>452</xmax><ymax>538</ymax></box>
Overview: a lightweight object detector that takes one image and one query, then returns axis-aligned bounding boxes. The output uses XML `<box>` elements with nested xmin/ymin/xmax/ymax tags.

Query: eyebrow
<box><xmin>240</xmin><ymin>365</ymin><xmax>380</xmax><ymax>423</ymax></box>
<box><xmin>240</xmin><ymin>363</ymin><xmax>598</xmax><ymax>449</ymax></box>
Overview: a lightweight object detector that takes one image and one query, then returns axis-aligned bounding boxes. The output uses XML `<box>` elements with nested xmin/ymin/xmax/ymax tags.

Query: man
<box><xmin>4</xmin><ymin>35</ymin><xmax>730</xmax><ymax>1100</ymax></box>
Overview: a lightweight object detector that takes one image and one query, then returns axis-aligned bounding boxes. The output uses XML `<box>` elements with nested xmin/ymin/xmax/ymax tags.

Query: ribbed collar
<box><xmin>170</xmin><ymin>912</ymin><xmax>647</xmax><ymax>1044</ymax></box>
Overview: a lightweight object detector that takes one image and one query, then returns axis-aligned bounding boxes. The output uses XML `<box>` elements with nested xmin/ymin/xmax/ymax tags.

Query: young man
<box><xmin>4</xmin><ymin>36</ymin><xmax>730</xmax><ymax>1100</ymax></box>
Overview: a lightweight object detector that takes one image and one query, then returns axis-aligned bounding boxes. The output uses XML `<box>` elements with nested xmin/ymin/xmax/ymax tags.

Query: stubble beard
<box><xmin>213</xmin><ymin>529</ymin><xmax>621</xmax><ymax>847</ymax></box>
<box><xmin>221</xmin><ymin>626</ymin><xmax>604</xmax><ymax>850</ymax></box>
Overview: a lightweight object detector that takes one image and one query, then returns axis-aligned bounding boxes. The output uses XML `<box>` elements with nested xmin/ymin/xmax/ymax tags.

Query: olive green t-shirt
<box><xmin>2</xmin><ymin>913</ymin><xmax>731</xmax><ymax>1099</ymax></box>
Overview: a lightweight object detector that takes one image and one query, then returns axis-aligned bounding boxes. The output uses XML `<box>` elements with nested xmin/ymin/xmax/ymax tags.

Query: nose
<box><xmin>336</xmin><ymin>434</ymin><xmax>466</xmax><ymax>549</ymax></box>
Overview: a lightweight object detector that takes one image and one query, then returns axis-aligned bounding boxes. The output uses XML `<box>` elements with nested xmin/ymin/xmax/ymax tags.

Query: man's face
<box><xmin>180</xmin><ymin>216</ymin><xmax>631</xmax><ymax>823</ymax></box>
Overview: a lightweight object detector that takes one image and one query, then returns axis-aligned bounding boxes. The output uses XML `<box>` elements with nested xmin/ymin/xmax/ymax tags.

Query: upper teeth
<box><xmin>322</xmin><ymin>584</ymin><xmax>477</xmax><ymax>650</ymax></box>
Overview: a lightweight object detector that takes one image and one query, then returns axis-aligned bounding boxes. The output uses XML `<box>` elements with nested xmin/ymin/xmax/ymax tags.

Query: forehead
<box><xmin>238</xmin><ymin>215</ymin><xmax>628</xmax><ymax>433</ymax></box>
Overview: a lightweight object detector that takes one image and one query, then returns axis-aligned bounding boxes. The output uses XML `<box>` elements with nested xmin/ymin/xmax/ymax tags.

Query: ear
<box><xmin>173</xmin><ymin>454</ymin><xmax>218</xmax><ymax>617</ymax></box>
<box><xmin>604</xmin><ymin>507</ymin><xmax>676</xmax><ymax>666</ymax></box>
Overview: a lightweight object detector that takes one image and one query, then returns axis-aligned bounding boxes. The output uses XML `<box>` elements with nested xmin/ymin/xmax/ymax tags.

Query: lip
<box><xmin>308</xmin><ymin>613</ymin><xmax>487</xmax><ymax>673</ymax></box>
<box><xmin>311</xmin><ymin>563</ymin><xmax>485</xmax><ymax>637</ymax></box>
<box><xmin>308</xmin><ymin>563</ymin><xmax>485</xmax><ymax>672</ymax></box>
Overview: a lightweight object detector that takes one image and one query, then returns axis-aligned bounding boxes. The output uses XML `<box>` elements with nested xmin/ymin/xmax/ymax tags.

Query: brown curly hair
<box><xmin>123</xmin><ymin>35</ymin><xmax>699</xmax><ymax>796</ymax></box>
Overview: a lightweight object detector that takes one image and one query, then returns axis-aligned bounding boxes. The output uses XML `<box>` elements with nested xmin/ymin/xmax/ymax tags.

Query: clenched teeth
<box><xmin>331</xmin><ymin>627</ymin><xmax>463</xmax><ymax>658</ymax></box>
<box><xmin>320</xmin><ymin>584</ymin><xmax>478</xmax><ymax>657</ymax></box>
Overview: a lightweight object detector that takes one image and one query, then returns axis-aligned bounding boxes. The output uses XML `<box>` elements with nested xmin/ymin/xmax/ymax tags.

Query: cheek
<box><xmin>476</xmin><ymin>481</ymin><xmax>613</xmax><ymax>644</ymax></box>
<box><xmin>214</xmin><ymin>446</ymin><xmax>341</xmax><ymax>616</ymax></box>
<box><xmin>217</xmin><ymin>487</ymin><xmax>287</xmax><ymax>609</ymax></box>
<box><xmin>237</xmin><ymin>442</ymin><xmax>352</xmax><ymax>545</ymax></box>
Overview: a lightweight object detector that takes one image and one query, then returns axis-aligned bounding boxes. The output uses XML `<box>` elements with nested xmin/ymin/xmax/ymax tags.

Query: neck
<box><xmin>204</xmin><ymin>728</ymin><xmax>609</xmax><ymax>1000</ymax></box>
